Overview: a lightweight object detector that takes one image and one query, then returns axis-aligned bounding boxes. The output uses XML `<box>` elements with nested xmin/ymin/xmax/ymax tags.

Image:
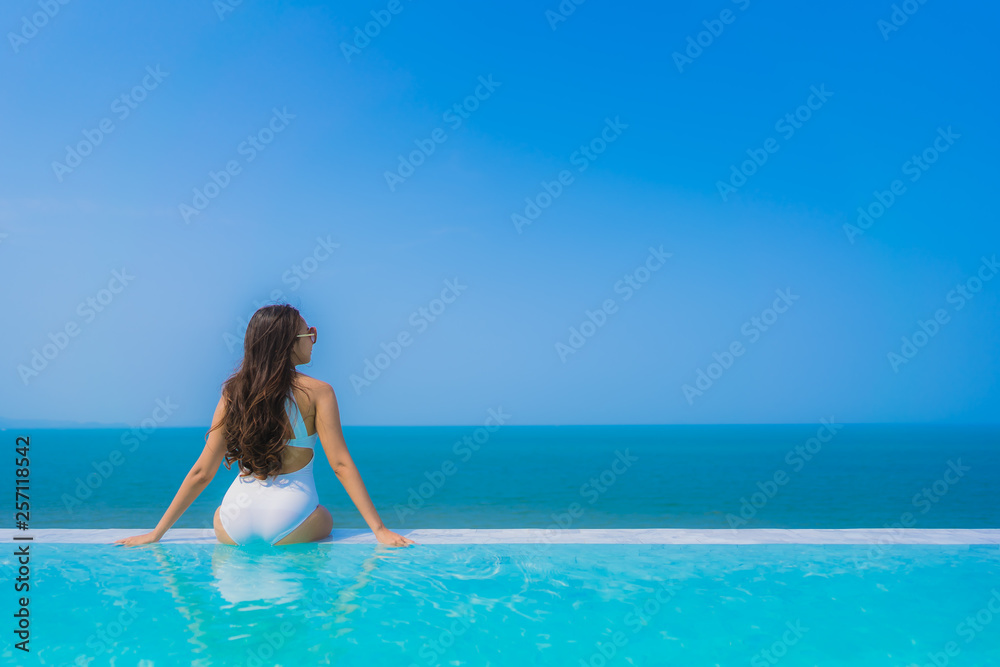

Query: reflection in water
<box><xmin>328</xmin><ymin>551</ymin><xmax>395</xmax><ymax>635</ymax></box>
<box><xmin>208</xmin><ymin>544</ymin><xmax>328</xmax><ymax>605</ymax></box>
<box><xmin>149</xmin><ymin>544</ymin><xmax>214</xmax><ymax>659</ymax></box>
<box><xmin>147</xmin><ymin>542</ymin><xmax>406</xmax><ymax>663</ymax></box>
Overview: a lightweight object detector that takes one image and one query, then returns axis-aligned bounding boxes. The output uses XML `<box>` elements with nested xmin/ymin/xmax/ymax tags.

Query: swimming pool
<box><xmin>7</xmin><ymin>423</ymin><xmax>1000</xmax><ymax>664</ymax></box>
<box><xmin>6</xmin><ymin>530</ymin><xmax>999</xmax><ymax>666</ymax></box>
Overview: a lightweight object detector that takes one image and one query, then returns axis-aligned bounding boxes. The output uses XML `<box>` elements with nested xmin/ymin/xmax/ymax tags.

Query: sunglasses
<box><xmin>295</xmin><ymin>326</ymin><xmax>317</xmax><ymax>344</ymax></box>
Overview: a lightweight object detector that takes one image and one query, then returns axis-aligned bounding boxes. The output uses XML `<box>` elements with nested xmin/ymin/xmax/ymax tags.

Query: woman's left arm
<box><xmin>113</xmin><ymin>395</ymin><xmax>229</xmax><ymax>547</ymax></box>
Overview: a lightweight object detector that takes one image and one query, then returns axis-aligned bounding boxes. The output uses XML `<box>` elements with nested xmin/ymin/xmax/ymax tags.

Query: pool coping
<box><xmin>3</xmin><ymin>528</ymin><xmax>999</xmax><ymax>545</ymax></box>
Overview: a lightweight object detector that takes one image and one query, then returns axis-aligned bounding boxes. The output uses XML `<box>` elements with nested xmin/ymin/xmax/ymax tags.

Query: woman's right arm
<box><xmin>114</xmin><ymin>395</ymin><xmax>229</xmax><ymax>547</ymax></box>
<box><xmin>314</xmin><ymin>382</ymin><xmax>415</xmax><ymax>547</ymax></box>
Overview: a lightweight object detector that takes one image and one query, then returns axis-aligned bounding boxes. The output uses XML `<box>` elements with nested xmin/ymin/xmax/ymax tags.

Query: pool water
<box><xmin>8</xmin><ymin>425</ymin><xmax>999</xmax><ymax>664</ymax></box>
<box><xmin>8</xmin><ymin>543</ymin><xmax>1000</xmax><ymax>666</ymax></box>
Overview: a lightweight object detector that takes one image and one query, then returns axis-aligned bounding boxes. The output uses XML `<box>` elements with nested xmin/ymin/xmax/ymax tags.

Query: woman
<box><xmin>114</xmin><ymin>304</ymin><xmax>415</xmax><ymax>548</ymax></box>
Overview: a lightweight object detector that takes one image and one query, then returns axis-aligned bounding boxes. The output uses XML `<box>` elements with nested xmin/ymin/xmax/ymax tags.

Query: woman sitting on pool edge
<box><xmin>115</xmin><ymin>304</ymin><xmax>415</xmax><ymax>548</ymax></box>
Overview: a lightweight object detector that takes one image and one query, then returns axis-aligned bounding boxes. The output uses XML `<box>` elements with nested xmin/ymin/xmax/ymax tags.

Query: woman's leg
<box><xmin>274</xmin><ymin>504</ymin><xmax>333</xmax><ymax>545</ymax></box>
<box><xmin>214</xmin><ymin>507</ymin><xmax>238</xmax><ymax>545</ymax></box>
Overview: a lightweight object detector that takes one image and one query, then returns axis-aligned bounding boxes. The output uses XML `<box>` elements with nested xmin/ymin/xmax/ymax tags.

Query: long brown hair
<box><xmin>209</xmin><ymin>304</ymin><xmax>305</xmax><ymax>479</ymax></box>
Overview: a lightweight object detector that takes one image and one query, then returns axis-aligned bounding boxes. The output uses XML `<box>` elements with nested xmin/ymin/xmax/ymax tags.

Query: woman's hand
<box><xmin>374</xmin><ymin>526</ymin><xmax>417</xmax><ymax>547</ymax></box>
<box><xmin>113</xmin><ymin>532</ymin><xmax>161</xmax><ymax>547</ymax></box>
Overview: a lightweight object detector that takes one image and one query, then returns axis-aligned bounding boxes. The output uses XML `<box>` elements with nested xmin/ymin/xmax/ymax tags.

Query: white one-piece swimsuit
<box><xmin>218</xmin><ymin>392</ymin><xmax>320</xmax><ymax>545</ymax></box>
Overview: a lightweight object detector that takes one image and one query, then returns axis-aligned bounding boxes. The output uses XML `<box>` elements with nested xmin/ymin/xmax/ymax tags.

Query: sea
<box><xmin>5</xmin><ymin>423</ymin><xmax>998</xmax><ymax>532</ymax></box>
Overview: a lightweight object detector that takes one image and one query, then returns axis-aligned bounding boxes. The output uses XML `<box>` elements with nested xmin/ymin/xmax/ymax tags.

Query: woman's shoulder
<box><xmin>295</xmin><ymin>373</ymin><xmax>332</xmax><ymax>391</ymax></box>
<box><xmin>293</xmin><ymin>374</ymin><xmax>336</xmax><ymax>404</ymax></box>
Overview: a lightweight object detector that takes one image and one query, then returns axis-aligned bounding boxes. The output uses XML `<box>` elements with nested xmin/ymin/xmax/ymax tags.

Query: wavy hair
<box><xmin>208</xmin><ymin>304</ymin><xmax>305</xmax><ymax>480</ymax></box>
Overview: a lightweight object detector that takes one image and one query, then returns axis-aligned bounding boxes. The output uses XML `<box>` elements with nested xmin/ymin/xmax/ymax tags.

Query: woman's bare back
<box><xmin>278</xmin><ymin>375</ymin><xmax>320</xmax><ymax>475</ymax></box>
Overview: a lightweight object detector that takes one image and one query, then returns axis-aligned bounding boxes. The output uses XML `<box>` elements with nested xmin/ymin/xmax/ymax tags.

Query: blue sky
<box><xmin>1</xmin><ymin>0</ymin><xmax>997</xmax><ymax>426</ymax></box>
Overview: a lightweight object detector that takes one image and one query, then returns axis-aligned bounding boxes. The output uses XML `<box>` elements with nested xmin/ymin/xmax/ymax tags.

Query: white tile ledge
<box><xmin>2</xmin><ymin>528</ymin><xmax>999</xmax><ymax>545</ymax></box>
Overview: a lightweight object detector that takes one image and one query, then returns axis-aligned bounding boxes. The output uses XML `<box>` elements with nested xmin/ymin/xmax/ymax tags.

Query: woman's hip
<box><xmin>221</xmin><ymin>474</ymin><xmax>318</xmax><ymax>510</ymax></box>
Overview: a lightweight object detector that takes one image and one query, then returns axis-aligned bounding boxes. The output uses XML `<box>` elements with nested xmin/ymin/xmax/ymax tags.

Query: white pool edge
<box><xmin>3</xmin><ymin>528</ymin><xmax>999</xmax><ymax>545</ymax></box>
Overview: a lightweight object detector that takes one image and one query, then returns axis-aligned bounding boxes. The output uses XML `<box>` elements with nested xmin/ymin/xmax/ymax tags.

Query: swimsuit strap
<box><xmin>285</xmin><ymin>391</ymin><xmax>308</xmax><ymax>440</ymax></box>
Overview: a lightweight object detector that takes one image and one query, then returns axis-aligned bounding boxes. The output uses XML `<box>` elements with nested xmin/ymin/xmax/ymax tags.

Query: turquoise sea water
<box><xmin>3</xmin><ymin>424</ymin><xmax>999</xmax><ymax>665</ymax></box>
<box><xmin>4</xmin><ymin>543</ymin><xmax>999</xmax><ymax>666</ymax></box>
<box><xmin>6</xmin><ymin>424</ymin><xmax>998</xmax><ymax>531</ymax></box>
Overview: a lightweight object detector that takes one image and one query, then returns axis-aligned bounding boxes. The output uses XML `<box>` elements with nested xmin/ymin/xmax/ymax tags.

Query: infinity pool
<box><xmin>7</xmin><ymin>541</ymin><xmax>999</xmax><ymax>666</ymax></box>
